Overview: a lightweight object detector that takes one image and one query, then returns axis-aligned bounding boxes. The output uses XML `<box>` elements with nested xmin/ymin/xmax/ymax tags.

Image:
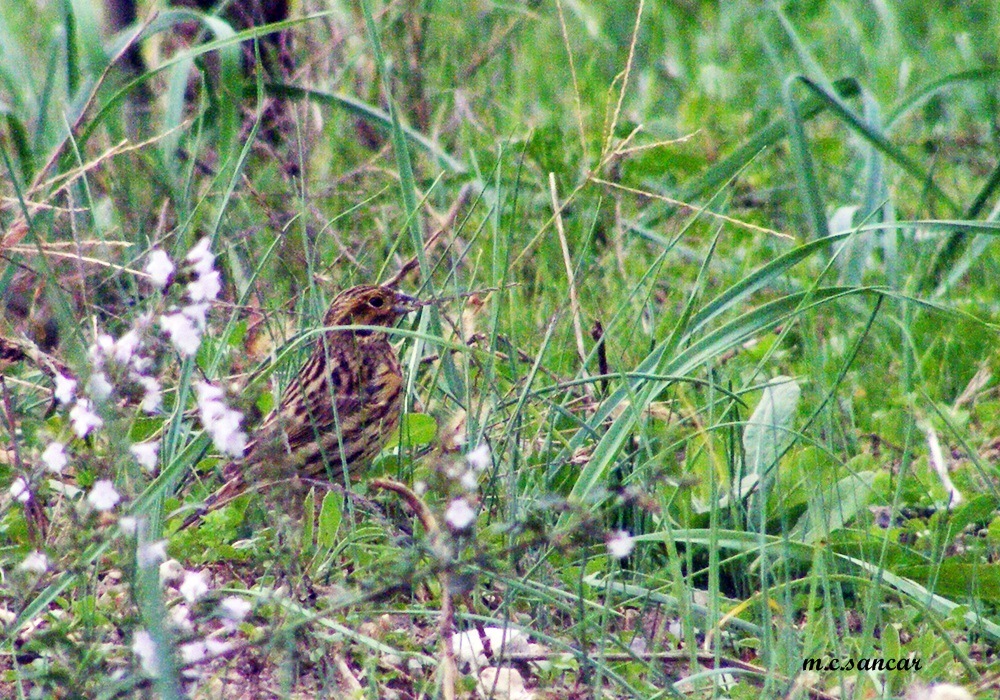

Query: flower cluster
<box><xmin>156</xmin><ymin>238</ymin><xmax>221</xmax><ymax>357</ymax></box>
<box><xmin>128</xmin><ymin>521</ymin><xmax>252</xmax><ymax>679</ymax></box>
<box><xmin>8</xmin><ymin>237</ymin><xmax>243</xmax><ymax>524</ymax></box>
<box><xmin>441</xmin><ymin>443</ymin><xmax>491</xmax><ymax>532</ymax></box>
<box><xmin>195</xmin><ymin>382</ymin><xmax>247</xmax><ymax>458</ymax></box>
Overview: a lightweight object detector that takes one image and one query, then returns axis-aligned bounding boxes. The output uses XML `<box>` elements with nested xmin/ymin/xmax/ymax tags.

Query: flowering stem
<box><xmin>369</xmin><ymin>479</ymin><xmax>455</xmax><ymax>698</ymax></box>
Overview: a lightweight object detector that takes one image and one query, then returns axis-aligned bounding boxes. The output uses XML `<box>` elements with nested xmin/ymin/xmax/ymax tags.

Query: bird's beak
<box><xmin>392</xmin><ymin>292</ymin><xmax>424</xmax><ymax>315</ymax></box>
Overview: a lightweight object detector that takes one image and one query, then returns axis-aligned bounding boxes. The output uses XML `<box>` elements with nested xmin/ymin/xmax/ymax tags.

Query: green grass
<box><xmin>2</xmin><ymin>0</ymin><xmax>1000</xmax><ymax>697</ymax></box>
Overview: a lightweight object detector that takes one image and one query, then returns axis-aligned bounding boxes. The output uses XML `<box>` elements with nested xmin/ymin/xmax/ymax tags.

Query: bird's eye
<box><xmin>368</xmin><ymin>296</ymin><xmax>385</xmax><ymax>308</ymax></box>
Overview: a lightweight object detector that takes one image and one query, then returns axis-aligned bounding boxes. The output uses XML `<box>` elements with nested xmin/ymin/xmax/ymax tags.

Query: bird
<box><xmin>181</xmin><ymin>285</ymin><xmax>422</xmax><ymax>528</ymax></box>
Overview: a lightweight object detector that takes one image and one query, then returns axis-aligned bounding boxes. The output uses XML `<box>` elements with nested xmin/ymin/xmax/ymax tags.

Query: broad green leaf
<box><xmin>383</xmin><ymin>413</ymin><xmax>437</xmax><ymax>451</ymax></box>
<box><xmin>317</xmin><ymin>492</ymin><xmax>343</xmax><ymax>550</ymax></box>
<box><xmin>744</xmin><ymin>376</ymin><xmax>800</xmax><ymax>523</ymax></box>
<box><xmin>790</xmin><ymin>471</ymin><xmax>875</xmax><ymax>543</ymax></box>
<box><xmin>744</xmin><ymin>376</ymin><xmax>800</xmax><ymax>477</ymax></box>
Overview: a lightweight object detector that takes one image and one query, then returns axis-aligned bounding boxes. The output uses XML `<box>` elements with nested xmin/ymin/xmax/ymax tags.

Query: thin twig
<box><xmin>369</xmin><ymin>478</ymin><xmax>456</xmax><ymax>700</ymax></box>
<box><xmin>590</xmin><ymin>177</ymin><xmax>795</xmax><ymax>240</ymax></box>
<box><xmin>384</xmin><ymin>184</ymin><xmax>474</xmax><ymax>288</ymax></box>
<box><xmin>554</xmin><ymin>0</ymin><xmax>588</xmax><ymax>160</ymax></box>
<box><xmin>601</xmin><ymin>0</ymin><xmax>645</xmax><ymax>157</ymax></box>
<box><xmin>549</xmin><ymin>174</ymin><xmax>590</xmax><ymax>395</ymax></box>
<box><xmin>0</xmin><ymin>377</ymin><xmax>24</xmax><ymax>474</ymax></box>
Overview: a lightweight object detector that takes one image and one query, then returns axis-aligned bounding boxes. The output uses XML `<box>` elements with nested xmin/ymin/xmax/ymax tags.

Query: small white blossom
<box><xmin>182</xmin><ymin>302</ymin><xmax>210</xmax><ymax>329</ymax></box>
<box><xmin>460</xmin><ymin>470</ymin><xmax>478</xmax><ymax>492</ymax></box>
<box><xmin>158</xmin><ymin>559</ymin><xmax>184</xmax><ymax>582</ymax></box>
<box><xmin>114</xmin><ymin>330</ymin><xmax>142</xmax><ymax>364</ymax></box>
<box><xmin>132</xmin><ymin>630</ymin><xmax>159</xmax><ymax>676</ymax></box>
<box><xmin>187</xmin><ymin>269</ymin><xmax>221</xmax><ymax>302</ymax></box>
<box><xmin>467</xmin><ymin>443</ymin><xmax>491</xmax><ymax>472</ymax></box>
<box><xmin>445</xmin><ymin>498</ymin><xmax>476</xmax><ymax>531</ymax></box>
<box><xmin>179</xmin><ymin>570</ymin><xmax>209</xmax><ymax>603</ymax></box>
<box><xmin>91</xmin><ymin>334</ymin><xmax>115</xmax><ymax>364</ymax></box>
<box><xmin>41</xmin><ymin>442</ymin><xmax>68</xmax><ymax>474</ymax></box>
<box><xmin>185</xmin><ymin>237</ymin><xmax>215</xmax><ymax>275</ymax></box>
<box><xmin>219</xmin><ymin>596</ymin><xmax>252</xmax><ymax>626</ymax></box>
<box><xmin>119</xmin><ymin>516</ymin><xmax>139</xmax><ymax>535</ymax></box>
<box><xmin>169</xmin><ymin>604</ymin><xmax>194</xmax><ymax>632</ymax></box>
<box><xmin>195</xmin><ymin>382</ymin><xmax>247</xmax><ymax>457</ymax></box>
<box><xmin>180</xmin><ymin>641</ymin><xmax>206</xmax><ymax>664</ymax></box>
<box><xmin>195</xmin><ymin>381</ymin><xmax>224</xmax><ymax>405</ymax></box>
<box><xmin>205</xmin><ymin>639</ymin><xmax>233</xmax><ymax>657</ymax></box>
<box><xmin>159</xmin><ymin>312</ymin><xmax>201</xmax><ymax>356</ymax></box>
<box><xmin>9</xmin><ymin>477</ymin><xmax>30</xmax><ymax>503</ymax></box>
<box><xmin>70</xmin><ymin>399</ymin><xmax>103</xmax><ymax>438</ymax></box>
<box><xmin>606</xmin><ymin>530</ymin><xmax>635</xmax><ymax>560</ymax></box>
<box><xmin>87</xmin><ymin>372</ymin><xmax>113</xmax><ymax>401</ymax></box>
<box><xmin>139</xmin><ymin>540</ymin><xmax>168</xmax><ymax>569</ymax></box>
<box><xmin>18</xmin><ymin>550</ymin><xmax>49</xmax><ymax>573</ymax></box>
<box><xmin>213</xmin><ymin>410</ymin><xmax>247</xmax><ymax>457</ymax></box>
<box><xmin>87</xmin><ymin>480</ymin><xmax>121</xmax><ymax>511</ymax></box>
<box><xmin>136</xmin><ymin>376</ymin><xmax>162</xmax><ymax>413</ymax></box>
<box><xmin>145</xmin><ymin>249</ymin><xmax>175</xmax><ymax>289</ymax></box>
<box><xmin>135</xmin><ymin>540</ymin><xmax>167</xmax><ymax>568</ymax></box>
<box><xmin>54</xmin><ymin>373</ymin><xmax>77</xmax><ymax>405</ymax></box>
<box><xmin>130</xmin><ymin>441</ymin><xmax>159</xmax><ymax>473</ymax></box>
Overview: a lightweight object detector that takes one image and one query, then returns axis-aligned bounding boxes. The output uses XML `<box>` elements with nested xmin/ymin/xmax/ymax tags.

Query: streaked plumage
<box><xmin>183</xmin><ymin>285</ymin><xmax>420</xmax><ymax>527</ymax></box>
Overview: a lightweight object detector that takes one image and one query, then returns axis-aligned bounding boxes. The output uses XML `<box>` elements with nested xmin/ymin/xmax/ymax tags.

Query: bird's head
<box><xmin>323</xmin><ymin>285</ymin><xmax>422</xmax><ymax>332</ymax></box>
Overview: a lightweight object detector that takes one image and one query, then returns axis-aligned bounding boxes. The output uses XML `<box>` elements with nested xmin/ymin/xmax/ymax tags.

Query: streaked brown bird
<box><xmin>182</xmin><ymin>285</ymin><xmax>421</xmax><ymax>528</ymax></box>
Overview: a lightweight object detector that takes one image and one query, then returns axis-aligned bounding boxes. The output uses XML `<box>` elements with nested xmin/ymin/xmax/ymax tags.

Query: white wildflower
<box><xmin>54</xmin><ymin>373</ymin><xmax>77</xmax><ymax>405</ymax></box>
<box><xmin>195</xmin><ymin>382</ymin><xmax>247</xmax><ymax>457</ymax></box>
<box><xmin>87</xmin><ymin>479</ymin><xmax>121</xmax><ymax>511</ymax></box>
<box><xmin>213</xmin><ymin>410</ymin><xmax>247</xmax><ymax>457</ymax></box>
<box><xmin>145</xmin><ymin>249</ymin><xmax>175</xmax><ymax>289</ymax></box>
<box><xmin>219</xmin><ymin>596</ymin><xmax>252</xmax><ymax>626</ymax></box>
<box><xmin>606</xmin><ymin>530</ymin><xmax>635</xmax><ymax>560</ymax></box>
<box><xmin>130</xmin><ymin>441</ymin><xmax>159</xmax><ymax>473</ymax></box>
<box><xmin>185</xmin><ymin>237</ymin><xmax>215</xmax><ymax>275</ymax></box>
<box><xmin>159</xmin><ymin>311</ymin><xmax>201</xmax><ymax>356</ymax></box>
<box><xmin>132</xmin><ymin>630</ymin><xmax>159</xmax><ymax>676</ymax></box>
<box><xmin>41</xmin><ymin>442</ymin><xmax>68</xmax><ymax>474</ymax></box>
<box><xmin>169</xmin><ymin>604</ymin><xmax>193</xmax><ymax>633</ymax></box>
<box><xmin>18</xmin><ymin>550</ymin><xmax>49</xmax><ymax>573</ymax></box>
<box><xmin>187</xmin><ymin>269</ymin><xmax>221</xmax><ymax>302</ymax></box>
<box><xmin>119</xmin><ymin>516</ymin><xmax>139</xmax><ymax>535</ymax></box>
<box><xmin>179</xmin><ymin>641</ymin><xmax>206</xmax><ymax>664</ymax></box>
<box><xmin>114</xmin><ymin>330</ymin><xmax>142</xmax><ymax>364</ymax></box>
<box><xmin>9</xmin><ymin>477</ymin><xmax>30</xmax><ymax>503</ymax></box>
<box><xmin>87</xmin><ymin>371</ymin><xmax>113</xmax><ymax>401</ymax></box>
<box><xmin>205</xmin><ymin>638</ymin><xmax>233</xmax><ymax>657</ymax></box>
<box><xmin>139</xmin><ymin>540</ymin><xmax>168</xmax><ymax>569</ymax></box>
<box><xmin>195</xmin><ymin>381</ymin><xmax>224</xmax><ymax>405</ymax></box>
<box><xmin>445</xmin><ymin>498</ymin><xmax>476</xmax><ymax>531</ymax></box>
<box><xmin>158</xmin><ymin>559</ymin><xmax>184</xmax><ymax>583</ymax></box>
<box><xmin>136</xmin><ymin>376</ymin><xmax>162</xmax><ymax>413</ymax></box>
<box><xmin>91</xmin><ymin>334</ymin><xmax>115</xmax><ymax>364</ymax></box>
<box><xmin>460</xmin><ymin>470</ymin><xmax>478</xmax><ymax>492</ymax></box>
<box><xmin>69</xmin><ymin>399</ymin><xmax>103</xmax><ymax>438</ymax></box>
<box><xmin>182</xmin><ymin>302</ymin><xmax>210</xmax><ymax>329</ymax></box>
<box><xmin>467</xmin><ymin>443</ymin><xmax>491</xmax><ymax>472</ymax></box>
<box><xmin>179</xmin><ymin>570</ymin><xmax>209</xmax><ymax>603</ymax></box>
